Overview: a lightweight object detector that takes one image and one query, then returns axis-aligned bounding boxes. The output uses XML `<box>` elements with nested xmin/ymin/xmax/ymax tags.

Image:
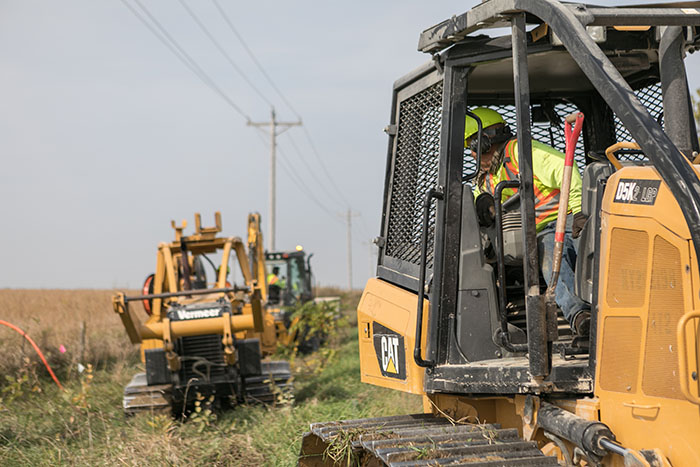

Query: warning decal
<box><xmin>372</xmin><ymin>322</ymin><xmax>406</xmax><ymax>380</ymax></box>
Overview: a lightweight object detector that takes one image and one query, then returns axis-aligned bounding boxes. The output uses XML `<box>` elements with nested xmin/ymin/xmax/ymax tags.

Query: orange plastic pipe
<box><xmin>0</xmin><ymin>320</ymin><xmax>64</xmax><ymax>390</ymax></box>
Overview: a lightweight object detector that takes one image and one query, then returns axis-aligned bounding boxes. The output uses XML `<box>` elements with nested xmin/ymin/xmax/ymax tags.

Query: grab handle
<box><xmin>604</xmin><ymin>142</ymin><xmax>641</xmax><ymax>171</ymax></box>
<box><xmin>677</xmin><ymin>310</ymin><xmax>700</xmax><ymax>405</ymax></box>
<box><xmin>414</xmin><ymin>187</ymin><xmax>443</xmax><ymax>368</ymax></box>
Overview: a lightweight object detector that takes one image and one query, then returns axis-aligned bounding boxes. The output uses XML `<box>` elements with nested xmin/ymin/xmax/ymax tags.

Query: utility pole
<box><xmin>341</xmin><ymin>208</ymin><xmax>360</xmax><ymax>290</ymax></box>
<box><xmin>248</xmin><ymin>108</ymin><xmax>301</xmax><ymax>250</ymax></box>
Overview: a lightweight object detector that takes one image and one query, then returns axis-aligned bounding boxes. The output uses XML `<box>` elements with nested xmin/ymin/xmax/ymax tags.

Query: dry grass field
<box><xmin>0</xmin><ymin>287</ymin><xmax>422</xmax><ymax>465</ymax></box>
<box><xmin>0</xmin><ymin>289</ymin><xmax>139</xmax><ymax>379</ymax></box>
<box><xmin>0</xmin><ymin>286</ymin><xmax>352</xmax><ymax>378</ymax></box>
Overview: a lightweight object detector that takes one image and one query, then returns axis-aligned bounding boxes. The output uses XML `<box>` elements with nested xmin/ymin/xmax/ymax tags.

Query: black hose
<box><xmin>451</xmin><ymin>313</ymin><xmax>470</xmax><ymax>363</ymax></box>
<box><xmin>201</xmin><ymin>254</ymin><xmax>218</xmax><ymax>278</ymax></box>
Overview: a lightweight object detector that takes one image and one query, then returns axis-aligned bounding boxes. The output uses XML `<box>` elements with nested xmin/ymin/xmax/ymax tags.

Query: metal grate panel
<box><xmin>463</xmin><ymin>82</ymin><xmax>664</xmax><ymax>180</ymax></box>
<box><xmin>385</xmin><ymin>81</ymin><xmax>443</xmax><ymax>270</ymax></box>
<box><xmin>642</xmin><ymin>235</ymin><xmax>685</xmax><ymax>399</ymax></box>
<box><xmin>614</xmin><ymin>83</ymin><xmax>664</xmax><ymax>163</ymax></box>
<box><xmin>600</xmin><ymin>316</ymin><xmax>642</xmax><ymax>393</ymax></box>
<box><xmin>463</xmin><ymin>101</ymin><xmax>586</xmax><ymax>181</ymax></box>
<box><xmin>177</xmin><ymin>334</ymin><xmax>226</xmax><ymax>383</ymax></box>
<box><xmin>606</xmin><ymin>228</ymin><xmax>649</xmax><ymax>308</ymax></box>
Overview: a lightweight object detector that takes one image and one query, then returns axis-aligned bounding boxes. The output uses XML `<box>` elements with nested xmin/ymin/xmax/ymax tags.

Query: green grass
<box><xmin>0</xmin><ymin>325</ymin><xmax>422</xmax><ymax>466</ymax></box>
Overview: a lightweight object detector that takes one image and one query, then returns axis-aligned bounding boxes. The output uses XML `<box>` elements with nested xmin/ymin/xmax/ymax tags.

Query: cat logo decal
<box><xmin>372</xmin><ymin>322</ymin><xmax>406</xmax><ymax>380</ymax></box>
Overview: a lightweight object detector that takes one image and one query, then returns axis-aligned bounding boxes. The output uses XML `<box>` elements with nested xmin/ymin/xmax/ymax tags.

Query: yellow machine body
<box><xmin>112</xmin><ymin>212</ymin><xmax>298</xmax><ymax>413</ymax></box>
<box><xmin>594</xmin><ymin>165</ymin><xmax>700</xmax><ymax>466</ymax></box>
<box><xmin>353</xmin><ymin>166</ymin><xmax>700</xmax><ymax>465</ymax></box>
<box><xmin>302</xmin><ymin>3</ymin><xmax>700</xmax><ymax>463</ymax></box>
<box><xmin>357</xmin><ymin>278</ymin><xmax>428</xmax><ymax>395</ymax></box>
<box><xmin>113</xmin><ymin>212</ymin><xmax>286</xmax><ymax>368</ymax></box>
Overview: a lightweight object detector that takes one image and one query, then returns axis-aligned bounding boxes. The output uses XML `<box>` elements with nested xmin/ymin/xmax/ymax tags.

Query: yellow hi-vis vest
<box><xmin>478</xmin><ymin>139</ymin><xmax>582</xmax><ymax>232</ymax></box>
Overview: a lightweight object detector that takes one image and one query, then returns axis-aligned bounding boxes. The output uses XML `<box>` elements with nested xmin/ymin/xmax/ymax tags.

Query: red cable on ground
<box><xmin>0</xmin><ymin>320</ymin><xmax>64</xmax><ymax>390</ymax></box>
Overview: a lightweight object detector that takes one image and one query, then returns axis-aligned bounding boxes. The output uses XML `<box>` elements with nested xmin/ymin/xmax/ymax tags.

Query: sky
<box><xmin>2</xmin><ymin>1</ymin><xmax>700</xmax><ymax>289</ymax></box>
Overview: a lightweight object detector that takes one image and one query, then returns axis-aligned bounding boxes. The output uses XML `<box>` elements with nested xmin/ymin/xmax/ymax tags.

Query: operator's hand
<box><xmin>475</xmin><ymin>193</ymin><xmax>496</xmax><ymax>227</ymax></box>
<box><xmin>572</xmin><ymin>212</ymin><xmax>587</xmax><ymax>239</ymax></box>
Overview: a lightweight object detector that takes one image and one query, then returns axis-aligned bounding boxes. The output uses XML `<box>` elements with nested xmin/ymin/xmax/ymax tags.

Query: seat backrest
<box><xmin>581</xmin><ymin>162</ymin><xmax>613</xmax><ymax>217</ymax></box>
<box><xmin>575</xmin><ymin>162</ymin><xmax>613</xmax><ymax>303</ymax></box>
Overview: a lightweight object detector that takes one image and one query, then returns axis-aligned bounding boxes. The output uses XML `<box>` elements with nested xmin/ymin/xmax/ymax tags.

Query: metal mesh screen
<box><xmin>385</xmin><ymin>80</ymin><xmax>663</xmax><ymax>276</ymax></box>
<box><xmin>463</xmin><ymin>101</ymin><xmax>586</xmax><ymax>181</ymax></box>
<box><xmin>463</xmin><ymin>83</ymin><xmax>663</xmax><ymax>180</ymax></box>
<box><xmin>385</xmin><ymin>81</ymin><xmax>443</xmax><ymax>270</ymax></box>
<box><xmin>643</xmin><ymin>235</ymin><xmax>685</xmax><ymax>400</ymax></box>
<box><xmin>600</xmin><ymin>316</ymin><xmax>642</xmax><ymax>393</ymax></box>
<box><xmin>614</xmin><ymin>82</ymin><xmax>664</xmax><ymax>163</ymax></box>
<box><xmin>606</xmin><ymin>228</ymin><xmax>649</xmax><ymax>308</ymax></box>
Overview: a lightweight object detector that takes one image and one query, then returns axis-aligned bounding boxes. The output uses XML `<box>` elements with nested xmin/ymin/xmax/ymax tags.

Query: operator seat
<box><xmin>575</xmin><ymin>161</ymin><xmax>613</xmax><ymax>303</ymax></box>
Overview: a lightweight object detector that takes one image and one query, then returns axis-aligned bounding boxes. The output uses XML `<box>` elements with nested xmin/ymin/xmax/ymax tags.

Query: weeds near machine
<box><xmin>188</xmin><ymin>393</ymin><xmax>217</xmax><ymax>433</ymax></box>
<box><xmin>278</xmin><ymin>300</ymin><xmax>348</xmax><ymax>376</ymax></box>
<box><xmin>323</xmin><ymin>426</ymin><xmax>367</xmax><ymax>466</ymax></box>
<box><xmin>0</xmin><ymin>357</ymin><xmax>42</xmax><ymax>406</ymax></box>
<box><xmin>0</xmin><ymin>289</ymin><xmax>422</xmax><ymax>464</ymax></box>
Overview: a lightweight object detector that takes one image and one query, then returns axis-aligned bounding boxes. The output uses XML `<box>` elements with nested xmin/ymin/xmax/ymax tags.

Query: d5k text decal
<box><xmin>614</xmin><ymin>179</ymin><xmax>661</xmax><ymax>205</ymax></box>
<box><xmin>372</xmin><ymin>322</ymin><xmax>406</xmax><ymax>380</ymax></box>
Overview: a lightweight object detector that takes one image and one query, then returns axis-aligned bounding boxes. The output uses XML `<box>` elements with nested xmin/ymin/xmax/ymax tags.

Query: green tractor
<box><xmin>264</xmin><ymin>247</ymin><xmax>314</xmax><ymax>307</ymax></box>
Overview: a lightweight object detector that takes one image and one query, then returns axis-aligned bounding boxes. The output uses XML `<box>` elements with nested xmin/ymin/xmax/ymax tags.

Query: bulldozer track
<box><xmin>300</xmin><ymin>414</ymin><xmax>558</xmax><ymax>466</ymax></box>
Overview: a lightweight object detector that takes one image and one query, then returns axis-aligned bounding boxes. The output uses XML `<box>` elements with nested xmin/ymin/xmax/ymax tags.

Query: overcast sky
<box><xmin>2</xmin><ymin>1</ymin><xmax>700</xmax><ymax>289</ymax></box>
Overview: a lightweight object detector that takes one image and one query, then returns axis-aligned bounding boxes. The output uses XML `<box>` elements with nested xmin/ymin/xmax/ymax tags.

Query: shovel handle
<box><xmin>548</xmin><ymin>112</ymin><xmax>584</xmax><ymax>296</ymax></box>
<box><xmin>564</xmin><ymin>112</ymin><xmax>585</xmax><ymax>162</ymax></box>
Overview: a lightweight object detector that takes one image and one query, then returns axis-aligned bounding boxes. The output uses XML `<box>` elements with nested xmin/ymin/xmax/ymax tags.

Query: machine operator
<box><xmin>267</xmin><ymin>266</ymin><xmax>286</xmax><ymax>303</ymax></box>
<box><xmin>465</xmin><ymin>107</ymin><xmax>591</xmax><ymax>336</ymax></box>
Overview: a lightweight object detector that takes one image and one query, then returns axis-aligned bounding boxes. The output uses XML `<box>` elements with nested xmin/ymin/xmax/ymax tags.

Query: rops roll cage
<box><xmin>411</xmin><ymin>0</ymin><xmax>700</xmax><ymax>380</ymax></box>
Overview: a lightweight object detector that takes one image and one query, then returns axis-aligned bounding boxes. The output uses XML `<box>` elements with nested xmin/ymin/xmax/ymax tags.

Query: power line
<box><xmin>301</xmin><ymin>126</ymin><xmax>353</xmax><ymax>208</ymax></box>
<box><xmin>210</xmin><ymin>0</ymin><xmax>353</xmax><ymax>211</ymax></box>
<box><xmin>122</xmin><ymin>0</ymin><xmax>251</xmax><ymax>121</ymax></box>
<box><xmin>212</xmin><ymin>0</ymin><xmax>301</xmax><ymax>120</ymax></box>
<box><xmin>120</xmin><ymin>0</ymin><xmax>200</xmax><ymax>79</ymax></box>
<box><xmin>252</xmin><ymin>130</ymin><xmax>340</xmax><ymax>224</ymax></box>
<box><xmin>126</xmin><ymin>0</ymin><xmax>357</xmax><ymax>234</ymax></box>
<box><xmin>247</xmin><ymin>109</ymin><xmax>302</xmax><ymax>250</ymax></box>
<box><xmin>284</xmin><ymin>132</ymin><xmax>348</xmax><ymax>209</ymax></box>
<box><xmin>357</xmin><ymin>212</ymin><xmax>375</xmax><ymax>239</ymax></box>
<box><xmin>176</xmin><ymin>0</ymin><xmax>274</xmax><ymax>109</ymax></box>
<box><xmin>278</xmin><ymin>146</ymin><xmax>341</xmax><ymax>223</ymax></box>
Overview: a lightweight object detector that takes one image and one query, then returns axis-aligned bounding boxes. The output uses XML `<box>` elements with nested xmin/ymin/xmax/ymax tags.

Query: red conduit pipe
<box><xmin>0</xmin><ymin>320</ymin><xmax>64</xmax><ymax>390</ymax></box>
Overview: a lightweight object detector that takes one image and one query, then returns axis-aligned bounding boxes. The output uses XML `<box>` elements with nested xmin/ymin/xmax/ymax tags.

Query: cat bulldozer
<box><xmin>301</xmin><ymin>1</ymin><xmax>700</xmax><ymax>465</ymax></box>
<box><xmin>112</xmin><ymin>212</ymin><xmax>291</xmax><ymax>415</ymax></box>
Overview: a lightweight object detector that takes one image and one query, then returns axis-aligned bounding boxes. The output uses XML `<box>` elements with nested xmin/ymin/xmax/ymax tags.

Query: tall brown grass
<box><xmin>0</xmin><ymin>289</ymin><xmax>140</xmax><ymax>379</ymax></box>
<box><xmin>0</xmin><ymin>287</ymin><xmax>362</xmax><ymax>382</ymax></box>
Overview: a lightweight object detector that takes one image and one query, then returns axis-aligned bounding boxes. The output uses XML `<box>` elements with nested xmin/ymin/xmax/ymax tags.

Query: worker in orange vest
<box><xmin>467</xmin><ymin>107</ymin><xmax>590</xmax><ymax>336</ymax></box>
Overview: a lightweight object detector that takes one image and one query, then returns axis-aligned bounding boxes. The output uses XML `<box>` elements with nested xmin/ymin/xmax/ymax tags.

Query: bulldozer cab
<box><xmin>371</xmin><ymin>1</ymin><xmax>700</xmax><ymax>397</ymax></box>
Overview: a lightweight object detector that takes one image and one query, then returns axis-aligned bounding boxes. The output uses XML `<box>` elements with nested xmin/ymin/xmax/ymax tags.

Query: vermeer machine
<box><xmin>112</xmin><ymin>212</ymin><xmax>290</xmax><ymax>414</ymax></box>
<box><xmin>302</xmin><ymin>1</ymin><xmax>700</xmax><ymax>465</ymax></box>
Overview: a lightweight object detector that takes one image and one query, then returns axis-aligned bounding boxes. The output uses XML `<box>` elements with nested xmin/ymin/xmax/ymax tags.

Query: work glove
<box><xmin>475</xmin><ymin>193</ymin><xmax>496</xmax><ymax>228</ymax></box>
<box><xmin>572</xmin><ymin>212</ymin><xmax>588</xmax><ymax>239</ymax></box>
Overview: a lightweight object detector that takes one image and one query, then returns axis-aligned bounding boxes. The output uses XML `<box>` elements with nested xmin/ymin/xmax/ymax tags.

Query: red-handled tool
<box><xmin>546</xmin><ymin>112</ymin><xmax>584</xmax><ymax>299</ymax></box>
